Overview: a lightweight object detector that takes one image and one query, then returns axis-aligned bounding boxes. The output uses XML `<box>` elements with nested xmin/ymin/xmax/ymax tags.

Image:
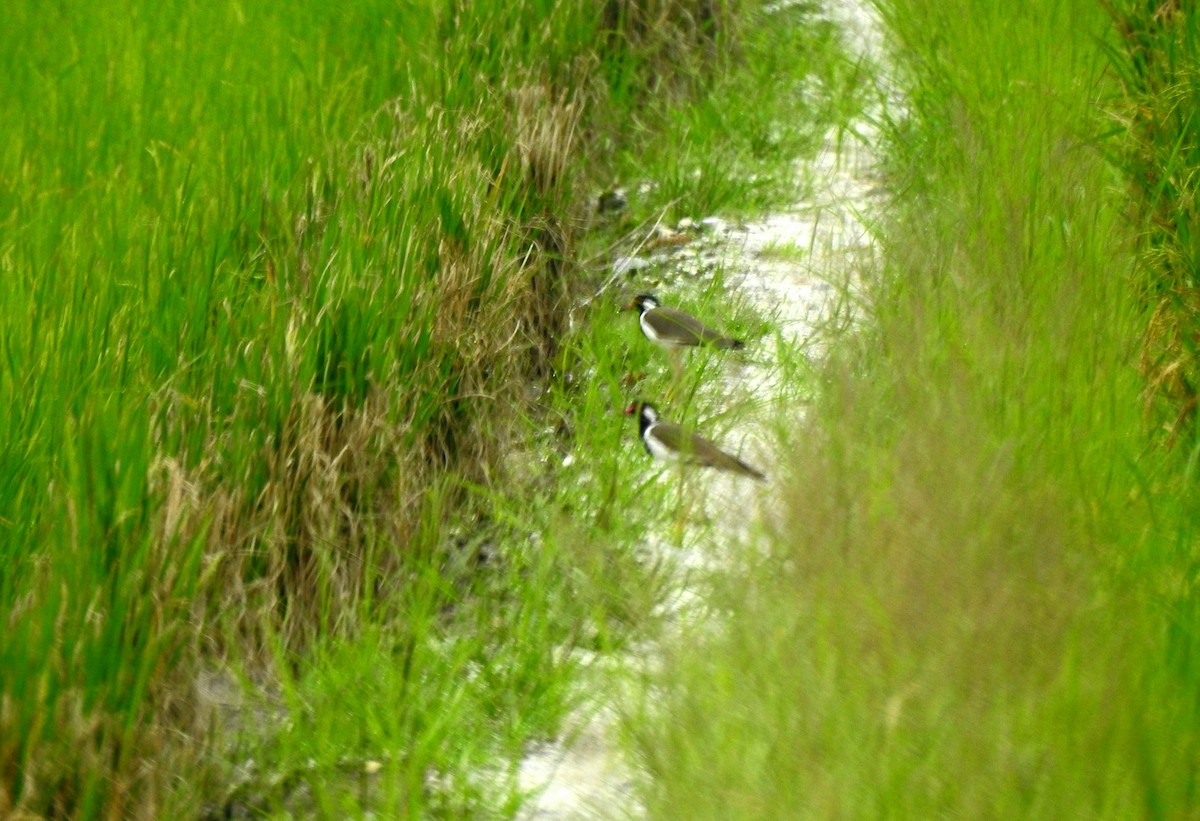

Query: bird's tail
<box><xmin>729</xmin><ymin>457</ymin><xmax>767</xmax><ymax>482</ymax></box>
<box><xmin>741</xmin><ymin>462</ymin><xmax>768</xmax><ymax>482</ymax></box>
<box><xmin>717</xmin><ymin>338</ymin><xmax>746</xmax><ymax>350</ymax></box>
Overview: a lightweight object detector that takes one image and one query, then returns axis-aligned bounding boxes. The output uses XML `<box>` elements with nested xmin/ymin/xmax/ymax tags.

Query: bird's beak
<box><xmin>623</xmin><ymin>402</ymin><xmax>638</xmax><ymax>416</ymax></box>
<box><xmin>621</xmin><ymin>300</ymin><xmax>636</xmax><ymax>312</ymax></box>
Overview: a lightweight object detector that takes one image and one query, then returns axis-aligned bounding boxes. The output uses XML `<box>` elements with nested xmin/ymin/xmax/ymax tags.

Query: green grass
<box><xmin>597</xmin><ymin>1</ymin><xmax>861</xmax><ymax>223</ymax></box>
<box><xmin>635</xmin><ymin>0</ymin><xmax>1200</xmax><ymax>818</ymax></box>
<box><xmin>1101</xmin><ymin>1</ymin><xmax>1200</xmax><ymax>442</ymax></box>
<box><xmin>0</xmin><ymin>0</ymin><xmax>852</xmax><ymax>817</ymax></box>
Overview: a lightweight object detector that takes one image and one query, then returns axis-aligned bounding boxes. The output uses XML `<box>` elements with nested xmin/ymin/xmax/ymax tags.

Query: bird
<box><xmin>622</xmin><ymin>294</ymin><xmax>745</xmax><ymax>352</ymax></box>
<box><xmin>624</xmin><ymin>401</ymin><xmax>767</xmax><ymax>482</ymax></box>
<box><xmin>622</xmin><ymin>294</ymin><xmax>745</xmax><ymax>384</ymax></box>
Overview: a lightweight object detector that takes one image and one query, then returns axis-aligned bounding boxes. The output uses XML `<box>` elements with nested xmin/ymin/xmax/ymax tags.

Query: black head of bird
<box><xmin>623</xmin><ymin>400</ymin><xmax>766</xmax><ymax>482</ymax></box>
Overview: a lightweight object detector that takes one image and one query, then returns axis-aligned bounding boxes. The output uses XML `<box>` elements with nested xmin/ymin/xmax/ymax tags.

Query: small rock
<box><xmin>597</xmin><ymin>188</ymin><xmax>628</xmax><ymax>215</ymax></box>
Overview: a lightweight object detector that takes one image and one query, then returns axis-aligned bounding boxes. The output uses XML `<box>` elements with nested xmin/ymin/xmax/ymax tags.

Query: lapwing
<box><xmin>622</xmin><ymin>294</ymin><xmax>744</xmax><ymax>383</ymax></box>
<box><xmin>623</xmin><ymin>294</ymin><xmax>744</xmax><ymax>352</ymax></box>
<box><xmin>624</xmin><ymin>401</ymin><xmax>767</xmax><ymax>482</ymax></box>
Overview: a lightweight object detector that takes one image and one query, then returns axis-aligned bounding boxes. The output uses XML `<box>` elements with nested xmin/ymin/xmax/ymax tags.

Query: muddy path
<box><xmin>515</xmin><ymin>1</ymin><xmax>891</xmax><ymax>817</ymax></box>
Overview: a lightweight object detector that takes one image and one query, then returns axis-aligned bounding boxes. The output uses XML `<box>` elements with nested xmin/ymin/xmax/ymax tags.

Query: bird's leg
<box><xmin>665</xmin><ymin>348</ymin><xmax>684</xmax><ymax>400</ymax></box>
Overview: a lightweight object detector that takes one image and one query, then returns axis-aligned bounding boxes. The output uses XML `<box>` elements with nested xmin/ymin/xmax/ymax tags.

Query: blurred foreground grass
<box><xmin>639</xmin><ymin>0</ymin><xmax>1200</xmax><ymax>818</ymax></box>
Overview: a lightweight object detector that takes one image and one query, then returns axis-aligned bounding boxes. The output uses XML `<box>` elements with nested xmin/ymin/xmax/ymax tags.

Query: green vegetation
<box><xmin>0</xmin><ymin>0</ymin><xmax>849</xmax><ymax>817</ymax></box>
<box><xmin>1104</xmin><ymin>1</ymin><xmax>1200</xmax><ymax>442</ymax></box>
<box><xmin>638</xmin><ymin>0</ymin><xmax>1200</xmax><ymax>818</ymax></box>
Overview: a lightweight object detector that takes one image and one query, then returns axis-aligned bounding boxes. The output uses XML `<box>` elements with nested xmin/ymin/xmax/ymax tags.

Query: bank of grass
<box><xmin>1102</xmin><ymin>1</ymin><xmax>1200</xmax><ymax>442</ymax></box>
<box><xmin>638</xmin><ymin>0</ymin><xmax>1200</xmax><ymax>818</ymax></box>
<box><xmin>0</xmin><ymin>0</ymin><xmax>852</xmax><ymax>817</ymax></box>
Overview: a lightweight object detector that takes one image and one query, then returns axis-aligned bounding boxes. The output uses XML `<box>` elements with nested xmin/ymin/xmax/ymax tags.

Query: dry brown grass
<box><xmin>602</xmin><ymin>0</ymin><xmax>743</xmax><ymax>97</ymax></box>
<box><xmin>183</xmin><ymin>91</ymin><xmax>591</xmax><ymax>654</ymax></box>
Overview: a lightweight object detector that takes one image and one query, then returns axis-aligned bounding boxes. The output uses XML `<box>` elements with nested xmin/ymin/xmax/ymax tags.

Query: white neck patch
<box><xmin>643</xmin><ymin>424</ymin><xmax>681</xmax><ymax>461</ymax></box>
<box><xmin>639</xmin><ymin>312</ymin><xmax>670</xmax><ymax>345</ymax></box>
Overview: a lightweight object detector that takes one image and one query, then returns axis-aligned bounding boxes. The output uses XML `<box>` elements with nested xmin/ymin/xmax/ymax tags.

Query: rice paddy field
<box><xmin>5</xmin><ymin>0</ymin><xmax>1200</xmax><ymax>817</ymax></box>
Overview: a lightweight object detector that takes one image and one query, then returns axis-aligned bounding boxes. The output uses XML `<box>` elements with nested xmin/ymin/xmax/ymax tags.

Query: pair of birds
<box><xmin>622</xmin><ymin>294</ymin><xmax>767</xmax><ymax>482</ymax></box>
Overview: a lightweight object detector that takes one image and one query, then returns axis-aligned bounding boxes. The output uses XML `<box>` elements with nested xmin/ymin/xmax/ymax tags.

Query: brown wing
<box><xmin>649</xmin><ymin>307</ymin><xmax>743</xmax><ymax>349</ymax></box>
<box><xmin>652</xmin><ymin>422</ymin><xmax>767</xmax><ymax>481</ymax></box>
